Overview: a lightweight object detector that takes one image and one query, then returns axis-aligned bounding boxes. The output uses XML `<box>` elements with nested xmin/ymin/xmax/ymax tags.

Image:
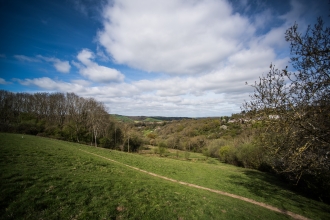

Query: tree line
<box><xmin>0</xmin><ymin>90</ymin><xmax>141</xmax><ymax>150</ymax></box>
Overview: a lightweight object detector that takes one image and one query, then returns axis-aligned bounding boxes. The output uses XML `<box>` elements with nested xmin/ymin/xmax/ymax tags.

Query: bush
<box><xmin>236</xmin><ymin>143</ymin><xmax>265</xmax><ymax>169</ymax></box>
<box><xmin>99</xmin><ymin>137</ymin><xmax>112</xmax><ymax>148</ymax></box>
<box><xmin>17</xmin><ymin>123</ymin><xmax>38</xmax><ymax>135</ymax></box>
<box><xmin>206</xmin><ymin>139</ymin><xmax>229</xmax><ymax>158</ymax></box>
<box><xmin>158</xmin><ymin>141</ymin><xmax>167</xmax><ymax>156</ymax></box>
<box><xmin>124</xmin><ymin>132</ymin><xmax>143</xmax><ymax>152</ymax></box>
<box><xmin>219</xmin><ymin>145</ymin><xmax>231</xmax><ymax>161</ymax></box>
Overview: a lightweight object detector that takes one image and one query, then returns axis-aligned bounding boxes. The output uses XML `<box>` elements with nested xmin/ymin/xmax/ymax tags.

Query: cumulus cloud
<box><xmin>76</xmin><ymin>48</ymin><xmax>125</xmax><ymax>83</ymax></box>
<box><xmin>98</xmin><ymin>0</ymin><xmax>255</xmax><ymax>75</ymax></box>
<box><xmin>37</xmin><ymin>55</ymin><xmax>71</xmax><ymax>73</ymax></box>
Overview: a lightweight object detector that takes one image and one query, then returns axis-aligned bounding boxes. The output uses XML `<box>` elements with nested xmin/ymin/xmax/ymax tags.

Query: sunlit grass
<box><xmin>139</xmin><ymin>145</ymin><xmax>219</xmax><ymax>164</ymax></box>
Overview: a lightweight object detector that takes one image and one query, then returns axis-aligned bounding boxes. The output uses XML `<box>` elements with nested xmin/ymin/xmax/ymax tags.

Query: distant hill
<box><xmin>111</xmin><ymin>114</ymin><xmax>192</xmax><ymax>122</ymax></box>
<box><xmin>151</xmin><ymin>116</ymin><xmax>192</xmax><ymax>121</ymax></box>
<box><xmin>111</xmin><ymin>114</ymin><xmax>135</xmax><ymax>122</ymax></box>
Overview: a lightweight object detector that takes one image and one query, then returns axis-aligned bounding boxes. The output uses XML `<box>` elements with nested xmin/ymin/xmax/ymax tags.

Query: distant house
<box><xmin>220</xmin><ymin>125</ymin><xmax>228</xmax><ymax>130</ymax></box>
<box><xmin>269</xmin><ymin>115</ymin><xmax>280</xmax><ymax>120</ymax></box>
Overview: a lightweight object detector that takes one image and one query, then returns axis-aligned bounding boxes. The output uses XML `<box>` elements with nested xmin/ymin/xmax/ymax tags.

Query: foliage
<box><xmin>243</xmin><ymin>17</ymin><xmax>330</xmax><ymax>201</ymax></box>
<box><xmin>219</xmin><ymin>145</ymin><xmax>231</xmax><ymax>161</ymax></box>
<box><xmin>158</xmin><ymin>141</ymin><xmax>167</xmax><ymax>156</ymax></box>
<box><xmin>121</xmin><ymin>129</ymin><xmax>143</xmax><ymax>152</ymax></box>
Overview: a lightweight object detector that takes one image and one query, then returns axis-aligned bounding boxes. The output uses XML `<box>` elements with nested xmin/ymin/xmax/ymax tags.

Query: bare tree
<box><xmin>66</xmin><ymin>93</ymin><xmax>89</xmax><ymax>143</ymax></box>
<box><xmin>121</xmin><ymin>123</ymin><xmax>132</xmax><ymax>152</ymax></box>
<box><xmin>86</xmin><ymin>98</ymin><xmax>109</xmax><ymax>147</ymax></box>
<box><xmin>49</xmin><ymin>93</ymin><xmax>67</xmax><ymax>128</ymax></box>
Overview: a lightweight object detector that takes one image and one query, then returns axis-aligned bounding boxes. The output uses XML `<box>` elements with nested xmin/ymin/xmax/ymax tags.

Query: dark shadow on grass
<box><xmin>228</xmin><ymin>170</ymin><xmax>330</xmax><ymax>217</ymax></box>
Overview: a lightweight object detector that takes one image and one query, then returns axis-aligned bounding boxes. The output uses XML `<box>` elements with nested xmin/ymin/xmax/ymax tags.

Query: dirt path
<box><xmin>79</xmin><ymin>149</ymin><xmax>310</xmax><ymax>220</ymax></box>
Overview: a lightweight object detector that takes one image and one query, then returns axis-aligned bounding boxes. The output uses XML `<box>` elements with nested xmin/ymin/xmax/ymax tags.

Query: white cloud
<box><xmin>16</xmin><ymin>77</ymin><xmax>86</xmax><ymax>92</ymax></box>
<box><xmin>70</xmin><ymin>79</ymin><xmax>91</xmax><ymax>86</ymax></box>
<box><xmin>228</xmin><ymin>47</ymin><xmax>276</xmax><ymax>69</ymax></box>
<box><xmin>0</xmin><ymin>78</ymin><xmax>9</xmax><ymax>84</ymax></box>
<box><xmin>71</xmin><ymin>60</ymin><xmax>83</xmax><ymax>69</ymax></box>
<box><xmin>53</xmin><ymin>61</ymin><xmax>71</xmax><ymax>73</ymax></box>
<box><xmin>76</xmin><ymin>48</ymin><xmax>125</xmax><ymax>83</ymax></box>
<box><xmin>16</xmin><ymin>75</ymin><xmax>245</xmax><ymax>116</ymax></box>
<box><xmin>96</xmin><ymin>45</ymin><xmax>110</xmax><ymax>62</ymax></box>
<box><xmin>37</xmin><ymin>55</ymin><xmax>71</xmax><ymax>73</ymax></box>
<box><xmin>14</xmin><ymin>55</ymin><xmax>40</xmax><ymax>62</ymax></box>
<box><xmin>101</xmin><ymin>92</ymin><xmax>243</xmax><ymax>117</ymax></box>
<box><xmin>77</xmin><ymin>49</ymin><xmax>94</xmax><ymax>65</ymax></box>
<box><xmin>98</xmin><ymin>0</ymin><xmax>255</xmax><ymax>75</ymax></box>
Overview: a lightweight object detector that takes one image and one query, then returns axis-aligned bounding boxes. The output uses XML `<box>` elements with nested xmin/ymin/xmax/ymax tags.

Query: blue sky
<box><xmin>0</xmin><ymin>0</ymin><xmax>329</xmax><ymax>117</ymax></box>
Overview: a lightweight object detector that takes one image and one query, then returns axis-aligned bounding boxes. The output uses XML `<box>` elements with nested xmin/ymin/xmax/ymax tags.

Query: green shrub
<box><xmin>236</xmin><ymin>143</ymin><xmax>265</xmax><ymax>169</ymax></box>
<box><xmin>219</xmin><ymin>145</ymin><xmax>231</xmax><ymax>161</ymax></box>
<box><xmin>99</xmin><ymin>137</ymin><xmax>111</xmax><ymax>148</ymax></box>
<box><xmin>125</xmin><ymin>132</ymin><xmax>143</xmax><ymax>152</ymax></box>
<box><xmin>158</xmin><ymin>141</ymin><xmax>167</xmax><ymax>156</ymax></box>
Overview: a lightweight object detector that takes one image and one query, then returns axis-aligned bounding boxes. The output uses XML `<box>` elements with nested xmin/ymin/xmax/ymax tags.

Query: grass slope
<box><xmin>112</xmin><ymin>114</ymin><xmax>134</xmax><ymax>122</ymax></box>
<box><xmin>1</xmin><ymin>133</ymin><xmax>329</xmax><ymax>219</ymax></box>
<box><xmin>143</xmin><ymin>118</ymin><xmax>163</xmax><ymax>122</ymax></box>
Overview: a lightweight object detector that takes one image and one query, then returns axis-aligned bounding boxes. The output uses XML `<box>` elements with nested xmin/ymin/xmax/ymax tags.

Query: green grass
<box><xmin>112</xmin><ymin>114</ymin><xmax>134</xmax><ymax>122</ymax></box>
<box><xmin>1</xmin><ymin>133</ymin><xmax>329</xmax><ymax>219</ymax></box>
<box><xmin>140</xmin><ymin>146</ymin><xmax>219</xmax><ymax>164</ymax></box>
<box><xmin>91</xmin><ymin>147</ymin><xmax>330</xmax><ymax>219</ymax></box>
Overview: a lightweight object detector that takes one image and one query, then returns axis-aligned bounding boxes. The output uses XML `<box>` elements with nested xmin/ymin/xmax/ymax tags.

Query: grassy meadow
<box><xmin>1</xmin><ymin>133</ymin><xmax>329</xmax><ymax>219</ymax></box>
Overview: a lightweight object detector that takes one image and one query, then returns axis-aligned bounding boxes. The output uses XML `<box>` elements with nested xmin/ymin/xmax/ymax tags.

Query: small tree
<box><xmin>243</xmin><ymin>17</ymin><xmax>330</xmax><ymax>200</ymax></box>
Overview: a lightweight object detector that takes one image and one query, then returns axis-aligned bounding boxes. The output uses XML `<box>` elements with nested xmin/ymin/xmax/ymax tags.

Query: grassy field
<box><xmin>1</xmin><ymin>133</ymin><xmax>329</xmax><ymax>219</ymax></box>
<box><xmin>139</xmin><ymin>145</ymin><xmax>220</xmax><ymax>163</ymax></box>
